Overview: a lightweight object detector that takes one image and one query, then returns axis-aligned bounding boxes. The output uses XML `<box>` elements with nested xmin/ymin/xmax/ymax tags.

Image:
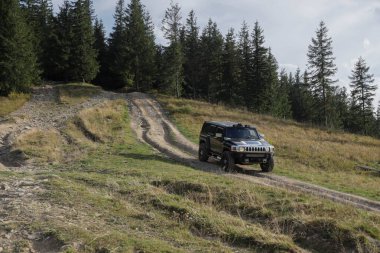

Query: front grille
<box><xmin>245</xmin><ymin>146</ymin><xmax>265</xmax><ymax>152</ymax></box>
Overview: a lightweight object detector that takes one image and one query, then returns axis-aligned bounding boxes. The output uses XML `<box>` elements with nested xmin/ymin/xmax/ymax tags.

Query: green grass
<box><xmin>57</xmin><ymin>83</ymin><xmax>101</xmax><ymax>105</ymax></box>
<box><xmin>2</xmin><ymin>96</ymin><xmax>380</xmax><ymax>252</ymax></box>
<box><xmin>17</xmin><ymin>102</ymin><xmax>380</xmax><ymax>251</ymax></box>
<box><xmin>156</xmin><ymin>95</ymin><xmax>380</xmax><ymax>202</ymax></box>
<box><xmin>0</xmin><ymin>92</ymin><xmax>30</xmax><ymax>117</ymax></box>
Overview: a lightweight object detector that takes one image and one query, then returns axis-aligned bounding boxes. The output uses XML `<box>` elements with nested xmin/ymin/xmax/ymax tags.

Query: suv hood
<box><xmin>227</xmin><ymin>139</ymin><xmax>271</xmax><ymax>147</ymax></box>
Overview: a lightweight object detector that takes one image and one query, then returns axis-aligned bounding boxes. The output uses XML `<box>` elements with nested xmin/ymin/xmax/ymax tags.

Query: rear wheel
<box><xmin>260</xmin><ymin>157</ymin><xmax>274</xmax><ymax>172</ymax></box>
<box><xmin>198</xmin><ymin>143</ymin><xmax>209</xmax><ymax>162</ymax></box>
<box><xmin>220</xmin><ymin>151</ymin><xmax>235</xmax><ymax>172</ymax></box>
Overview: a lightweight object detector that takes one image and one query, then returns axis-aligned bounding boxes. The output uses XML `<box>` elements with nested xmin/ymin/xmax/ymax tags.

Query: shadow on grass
<box><xmin>119</xmin><ymin>152</ymin><xmax>181</xmax><ymax>166</ymax></box>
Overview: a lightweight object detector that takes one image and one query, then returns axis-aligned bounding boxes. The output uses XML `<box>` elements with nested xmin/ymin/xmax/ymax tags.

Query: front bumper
<box><xmin>232</xmin><ymin>152</ymin><xmax>273</xmax><ymax>164</ymax></box>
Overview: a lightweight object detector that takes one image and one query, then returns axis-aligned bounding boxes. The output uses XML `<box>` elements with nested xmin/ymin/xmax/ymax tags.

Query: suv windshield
<box><xmin>225</xmin><ymin>127</ymin><xmax>259</xmax><ymax>139</ymax></box>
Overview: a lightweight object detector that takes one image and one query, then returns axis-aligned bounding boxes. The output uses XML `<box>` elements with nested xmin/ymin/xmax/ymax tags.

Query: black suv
<box><xmin>198</xmin><ymin>121</ymin><xmax>275</xmax><ymax>172</ymax></box>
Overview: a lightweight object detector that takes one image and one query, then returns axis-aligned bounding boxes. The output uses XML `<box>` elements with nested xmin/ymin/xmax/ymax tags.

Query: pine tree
<box><xmin>69</xmin><ymin>0</ymin><xmax>99</xmax><ymax>82</ymax></box>
<box><xmin>49</xmin><ymin>0</ymin><xmax>74</xmax><ymax>81</ymax></box>
<box><xmin>290</xmin><ymin>68</ymin><xmax>303</xmax><ymax>120</ymax></box>
<box><xmin>199</xmin><ymin>19</ymin><xmax>224</xmax><ymax>103</ymax></box>
<box><xmin>270</xmin><ymin>69</ymin><xmax>292</xmax><ymax>119</ymax></box>
<box><xmin>262</xmin><ymin>48</ymin><xmax>278</xmax><ymax>113</ymax></box>
<box><xmin>349</xmin><ymin>57</ymin><xmax>377</xmax><ymax>134</ymax></box>
<box><xmin>126</xmin><ymin>0</ymin><xmax>156</xmax><ymax>91</ymax></box>
<box><xmin>0</xmin><ymin>0</ymin><xmax>38</xmax><ymax>95</ymax></box>
<box><xmin>307</xmin><ymin>21</ymin><xmax>338</xmax><ymax>127</ymax></box>
<box><xmin>20</xmin><ymin>0</ymin><xmax>54</xmax><ymax>79</ymax></box>
<box><xmin>238</xmin><ymin>21</ymin><xmax>253</xmax><ymax>108</ymax></box>
<box><xmin>221</xmin><ymin>28</ymin><xmax>240</xmax><ymax>104</ymax></box>
<box><xmin>107</xmin><ymin>0</ymin><xmax>131</xmax><ymax>88</ymax></box>
<box><xmin>251</xmin><ymin>21</ymin><xmax>268</xmax><ymax>112</ymax></box>
<box><xmin>161</xmin><ymin>1</ymin><xmax>184</xmax><ymax>97</ymax></box>
<box><xmin>183</xmin><ymin>10</ymin><xmax>200</xmax><ymax>98</ymax></box>
<box><xmin>93</xmin><ymin>18</ymin><xmax>108</xmax><ymax>85</ymax></box>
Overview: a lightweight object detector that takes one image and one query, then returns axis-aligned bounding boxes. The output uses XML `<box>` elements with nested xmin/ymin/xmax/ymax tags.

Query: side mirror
<box><xmin>215</xmin><ymin>133</ymin><xmax>223</xmax><ymax>138</ymax></box>
<box><xmin>259</xmin><ymin>133</ymin><xmax>265</xmax><ymax>139</ymax></box>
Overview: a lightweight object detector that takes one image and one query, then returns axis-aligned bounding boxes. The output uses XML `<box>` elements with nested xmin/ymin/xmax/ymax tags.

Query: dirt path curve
<box><xmin>0</xmin><ymin>85</ymin><xmax>125</xmax><ymax>251</ymax></box>
<box><xmin>127</xmin><ymin>92</ymin><xmax>380</xmax><ymax>213</ymax></box>
<box><xmin>0</xmin><ymin>85</ymin><xmax>124</xmax><ymax>168</ymax></box>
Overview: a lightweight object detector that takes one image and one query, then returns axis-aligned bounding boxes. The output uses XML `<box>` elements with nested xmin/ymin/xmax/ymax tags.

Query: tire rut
<box><xmin>127</xmin><ymin>92</ymin><xmax>380</xmax><ymax>213</ymax></box>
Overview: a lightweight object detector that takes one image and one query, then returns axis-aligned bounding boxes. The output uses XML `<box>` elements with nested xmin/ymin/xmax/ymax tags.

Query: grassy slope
<box><xmin>57</xmin><ymin>83</ymin><xmax>101</xmax><ymax>105</ymax></box>
<box><xmin>2</xmin><ymin>89</ymin><xmax>380</xmax><ymax>252</ymax></box>
<box><xmin>156</xmin><ymin>95</ymin><xmax>380</xmax><ymax>201</ymax></box>
<box><xmin>0</xmin><ymin>93</ymin><xmax>30</xmax><ymax>117</ymax></box>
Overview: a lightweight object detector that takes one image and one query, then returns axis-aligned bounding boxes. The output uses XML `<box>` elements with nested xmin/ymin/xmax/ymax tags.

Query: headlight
<box><xmin>238</xmin><ymin>147</ymin><xmax>245</xmax><ymax>152</ymax></box>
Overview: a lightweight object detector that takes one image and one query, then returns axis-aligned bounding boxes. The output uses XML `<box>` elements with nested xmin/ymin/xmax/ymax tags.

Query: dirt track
<box><xmin>127</xmin><ymin>92</ymin><xmax>380</xmax><ymax>213</ymax></box>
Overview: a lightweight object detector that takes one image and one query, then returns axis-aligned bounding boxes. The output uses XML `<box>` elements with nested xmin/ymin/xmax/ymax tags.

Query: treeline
<box><xmin>0</xmin><ymin>0</ymin><xmax>379</xmax><ymax>137</ymax></box>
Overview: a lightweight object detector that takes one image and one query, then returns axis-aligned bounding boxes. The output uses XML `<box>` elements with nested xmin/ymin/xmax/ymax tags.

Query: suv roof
<box><xmin>205</xmin><ymin>121</ymin><xmax>256</xmax><ymax>129</ymax></box>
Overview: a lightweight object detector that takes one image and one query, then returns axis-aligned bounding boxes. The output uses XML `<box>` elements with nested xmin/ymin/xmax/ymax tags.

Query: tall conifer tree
<box><xmin>183</xmin><ymin>10</ymin><xmax>200</xmax><ymax>98</ymax></box>
<box><xmin>70</xmin><ymin>0</ymin><xmax>98</xmax><ymax>82</ymax></box>
<box><xmin>126</xmin><ymin>0</ymin><xmax>156</xmax><ymax>91</ymax></box>
<box><xmin>199</xmin><ymin>19</ymin><xmax>224</xmax><ymax>102</ymax></box>
<box><xmin>238</xmin><ymin>21</ymin><xmax>253</xmax><ymax>108</ymax></box>
<box><xmin>93</xmin><ymin>18</ymin><xmax>108</xmax><ymax>85</ymax></box>
<box><xmin>161</xmin><ymin>1</ymin><xmax>183</xmax><ymax>97</ymax></box>
<box><xmin>0</xmin><ymin>0</ymin><xmax>38</xmax><ymax>95</ymax></box>
<box><xmin>307</xmin><ymin>21</ymin><xmax>338</xmax><ymax>127</ymax></box>
<box><xmin>251</xmin><ymin>21</ymin><xmax>268</xmax><ymax>112</ymax></box>
<box><xmin>108</xmin><ymin>0</ymin><xmax>131</xmax><ymax>88</ymax></box>
<box><xmin>221</xmin><ymin>28</ymin><xmax>240</xmax><ymax>104</ymax></box>
<box><xmin>349</xmin><ymin>57</ymin><xmax>377</xmax><ymax>134</ymax></box>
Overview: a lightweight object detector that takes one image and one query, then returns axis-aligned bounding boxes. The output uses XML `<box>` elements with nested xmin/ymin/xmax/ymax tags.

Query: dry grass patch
<box><xmin>58</xmin><ymin>83</ymin><xmax>101</xmax><ymax>105</ymax></box>
<box><xmin>66</xmin><ymin>100</ymin><xmax>127</xmax><ymax>146</ymax></box>
<box><xmin>157</xmin><ymin>95</ymin><xmax>380</xmax><ymax>200</ymax></box>
<box><xmin>14</xmin><ymin>129</ymin><xmax>65</xmax><ymax>164</ymax></box>
<box><xmin>0</xmin><ymin>93</ymin><xmax>30</xmax><ymax>117</ymax></box>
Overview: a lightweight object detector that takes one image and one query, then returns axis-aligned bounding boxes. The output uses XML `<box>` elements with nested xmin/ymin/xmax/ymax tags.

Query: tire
<box><xmin>220</xmin><ymin>151</ymin><xmax>235</xmax><ymax>172</ymax></box>
<box><xmin>260</xmin><ymin>156</ymin><xmax>274</xmax><ymax>172</ymax></box>
<box><xmin>198</xmin><ymin>143</ymin><xmax>209</xmax><ymax>162</ymax></box>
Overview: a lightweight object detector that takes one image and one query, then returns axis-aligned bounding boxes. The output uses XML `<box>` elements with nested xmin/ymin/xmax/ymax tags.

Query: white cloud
<box><xmin>363</xmin><ymin>38</ymin><xmax>371</xmax><ymax>50</ymax></box>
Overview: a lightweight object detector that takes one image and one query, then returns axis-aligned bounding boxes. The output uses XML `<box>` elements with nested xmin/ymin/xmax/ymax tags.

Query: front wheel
<box><xmin>198</xmin><ymin>143</ymin><xmax>209</xmax><ymax>162</ymax></box>
<box><xmin>260</xmin><ymin>157</ymin><xmax>274</xmax><ymax>172</ymax></box>
<box><xmin>220</xmin><ymin>151</ymin><xmax>235</xmax><ymax>172</ymax></box>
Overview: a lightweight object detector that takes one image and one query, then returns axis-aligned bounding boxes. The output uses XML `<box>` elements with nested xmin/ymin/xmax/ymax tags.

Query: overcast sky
<box><xmin>52</xmin><ymin>0</ymin><xmax>380</xmax><ymax>107</ymax></box>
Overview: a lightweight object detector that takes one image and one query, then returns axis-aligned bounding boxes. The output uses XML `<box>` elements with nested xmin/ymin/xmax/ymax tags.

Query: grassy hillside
<box><xmin>0</xmin><ymin>92</ymin><xmax>30</xmax><ymax>117</ymax></box>
<box><xmin>2</xmin><ymin>95</ymin><xmax>379</xmax><ymax>252</ymax></box>
<box><xmin>157</xmin><ymin>95</ymin><xmax>380</xmax><ymax>201</ymax></box>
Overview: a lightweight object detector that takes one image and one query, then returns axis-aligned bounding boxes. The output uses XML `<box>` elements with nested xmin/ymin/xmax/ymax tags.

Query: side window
<box><xmin>207</xmin><ymin>125</ymin><xmax>215</xmax><ymax>137</ymax></box>
<box><xmin>215</xmin><ymin>127</ymin><xmax>223</xmax><ymax>138</ymax></box>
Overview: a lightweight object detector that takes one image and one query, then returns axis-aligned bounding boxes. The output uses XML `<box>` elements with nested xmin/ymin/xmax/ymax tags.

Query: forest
<box><xmin>0</xmin><ymin>0</ymin><xmax>379</xmax><ymax>137</ymax></box>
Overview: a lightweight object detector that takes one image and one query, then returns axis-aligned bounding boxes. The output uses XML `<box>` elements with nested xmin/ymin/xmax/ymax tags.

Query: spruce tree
<box><xmin>251</xmin><ymin>21</ymin><xmax>268</xmax><ymax>112</ymax></box>
<box><xmin>183</xmin><ymin>10</ymin><xmax>200</xmax><ymax>98</ymax></box>
<box><xmin>0</xmin><ymin>0</ymin><xmax>38</xmax><ymax>95</ymax></box>
<box><xmin>262</xmin><ymin>48</ymin><xmax>278</xmax><ymax>113</ymax></box>
<box><xmin>307</xmin><ymin>21</ymin><xmax>338</xmax><ymax>127</ymax></box>
<box><xmin>49</xmin><ymin>0</ymin><xmax>74</xmax><ymax>81</ymax></box>
<box><xmin>270</xmin><ymin>69</ymin><xmax>292</xmax><ymax>119</ymax></box>
<box><xmin>290</xmin><ymin>68</ymin><xmax>303</xmax><ymax>120</ymax></box>
<box><xmin>108</xmin><ymin>0</ymin><xmax>131</xmax><ymax>89</ymax></box>
<box><xmin>349</xmin><ymin>57</ymin><xmax>377</xmax><ymax>134</ymax></box>
<box><xmin>20</xmin><ymin>0</ymin><xmax>54</xmax><ymax>79</ymax></box>
<box><xmin>238</xmin><ymin>21</ymin><xmax>253</xmax><ymax>108</ymax></box>
<box><xmin>199</xmin><ymin>19</ymin><xmax>224</xmax><ymax>103</ymax></box>
<box><xmin>221</xmin><ymin>28</ymin><xmax>240</xmax><ymax>104</ymax></box>
<box><xmin>126</xmin><ymin>0</ymin><xmax>156</xmax><ymax>91</ymax></box>
<box><xmin>69</xmin><ymin>0</ymin><xmax>99</xmax><ymax>82</ymax></box>
<box><xmin>161</xmin><ymin>1</ymin><xmax>184</xmax><ymax>97</ymax></box>
<box><xmin>93</xmin><ymin>18</ymin><xmax>108</xmax><ymax>85</ymax></box>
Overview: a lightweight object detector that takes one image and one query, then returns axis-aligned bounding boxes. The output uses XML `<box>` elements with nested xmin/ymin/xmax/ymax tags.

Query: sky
<box><xmin>52</xmin><ymin>0</ymin><xmax>380</xmax><ymax>107</ymax></box>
